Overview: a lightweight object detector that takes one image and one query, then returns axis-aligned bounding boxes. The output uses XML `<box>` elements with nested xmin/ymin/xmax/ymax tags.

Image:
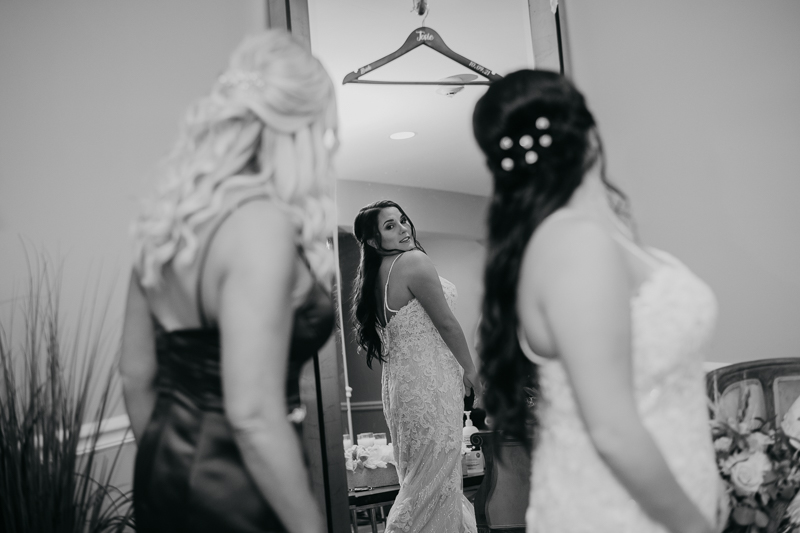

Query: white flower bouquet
<box><xmin>710</xmin><ymin>388</ymin><xmax>800</xmax><ymax>533</ymax></box>
<box><xmin>344</xmin><ymin>443</ymin><xmax>399</xmax><ymax>490</ymax></box>
<box><xmin>344</xmin><ymin>443</ymin><xmax>396</xmax><ymax>472</ymax></box>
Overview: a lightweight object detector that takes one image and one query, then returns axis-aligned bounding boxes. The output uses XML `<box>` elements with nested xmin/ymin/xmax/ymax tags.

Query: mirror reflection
<box><xmin>336</xmin><ymin>184</ymin><xmax>487</xmax><ymax>427</ymax></box>
<box><xmin>307</xmin><ymin>0</ymin><xmax>539</xmax><ymax>530</ymax></box>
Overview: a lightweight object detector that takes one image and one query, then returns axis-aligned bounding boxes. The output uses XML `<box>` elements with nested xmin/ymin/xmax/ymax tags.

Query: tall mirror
<box><xmin>302</xmin><ymin>1</ymin><xmax>561</xmax><ymax>530</ymax></box>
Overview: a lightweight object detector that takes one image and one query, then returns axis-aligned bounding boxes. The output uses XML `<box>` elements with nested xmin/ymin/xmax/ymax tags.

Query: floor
<box><xmin>353</xmin><ymin>509</ymin><xmax>388</xmax><ymax>533</ymax></box>
<box><xmin>350</xmin><ymin>487</ymin><xmax>479</xmax><ymax>533</ymax></box>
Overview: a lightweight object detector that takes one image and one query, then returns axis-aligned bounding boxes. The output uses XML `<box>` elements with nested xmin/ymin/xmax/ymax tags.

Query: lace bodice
<box><xmin>525</xmin><ymin>249</ymin><xmax>722</xmax><ymax>532</ymax></box>
<box><xmin>380</xmin><ymin>275</ymin><xmax>476</xmax><ymax>533</ymax></box>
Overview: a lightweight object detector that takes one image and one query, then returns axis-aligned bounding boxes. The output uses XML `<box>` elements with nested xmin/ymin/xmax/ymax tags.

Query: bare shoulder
<box><xmin>527</xmin><ymin>213</ymin><xmax>623</xmax><ymax>273</ymax></box>
<box><xmin>210</xmin><ymin>199</ymin><xmax>297</xmax><ymax>273</ymax></box>
<box><xmin>395</xmin><ymin>249</ymin><xmax>438</xmax><ymax>278</ymax></box>
<box><xmin>222</xmin><ymin>200</ymin><xmax>294</xmax><ymax>241</ymax></box>
<box><xmin>396</xmin><ymin>249</ymin><xmax>432</xmax><ymax>267</ymax></box>
<box><xmin>519</xmin><ymin>213</ymin><xmax>629</xmax><ymax>307</ymax></box>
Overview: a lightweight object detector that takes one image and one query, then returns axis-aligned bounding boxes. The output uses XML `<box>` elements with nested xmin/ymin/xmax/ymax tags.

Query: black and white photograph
<box><xmin>1</xmin><ymin>1</ymin><xmax>799</xmax><ymax>532</ymax></box>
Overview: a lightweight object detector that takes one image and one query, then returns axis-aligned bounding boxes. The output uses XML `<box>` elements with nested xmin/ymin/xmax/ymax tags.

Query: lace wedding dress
<box><xmin>380</xmin><ymin>255</ymin><xmax>477</xmax><ymax>533</ymax></box>
<box><xmin>521</xmin><ymin>240</ymin><xmax>723</xmax><ymax>532</ymax></box>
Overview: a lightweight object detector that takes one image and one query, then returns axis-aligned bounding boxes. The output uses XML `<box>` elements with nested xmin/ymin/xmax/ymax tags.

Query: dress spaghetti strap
<box><xmin>195</xmin><ymin>194</ymin><xmax>270</xmax><ymax>328</ymax></box>
<box><xmin>545</xmin><ymin>208</ymin><xmax>663</xmax><ymax>270</ymax></box>
<box><xmin>610</xmin><ymin>232</ymin><xmax>663</xmax><ymax>270</ymax></box>
<box><xmin>383</xmin><ymin>253</ymin><xmax>405</xmax><ymax>326</ymax></box>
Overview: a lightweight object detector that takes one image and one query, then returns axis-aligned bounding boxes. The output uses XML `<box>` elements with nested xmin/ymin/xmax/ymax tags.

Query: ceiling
<box><xmin>307</xmin><ymin>0</ymin><xmax>536</xmax><ymax>197</ymax></box>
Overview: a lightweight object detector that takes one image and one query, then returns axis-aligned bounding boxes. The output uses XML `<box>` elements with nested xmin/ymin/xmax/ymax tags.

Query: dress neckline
<box><xmin>149</xmin><ymin>246</ymin><xmax>323</xmax><ymax>335</ymax></box>
<box><xmin>383</xmin><ymin>253</ymin><xmax>405</xmax><ymax>311</ymax></box>
<box><xmin>517</xmin><ymin>248</ymin><xmax>683</xmax><ymax>366</ymax></box>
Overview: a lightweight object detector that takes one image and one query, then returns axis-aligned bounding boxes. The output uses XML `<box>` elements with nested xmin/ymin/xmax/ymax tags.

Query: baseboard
<box><xmin>78</xmin><ymin>414</ymin><xmax>134</xmax><ymax>455</ymax></box>
<box><xmin>80</xmin><ymin>401</ymin><xmax>384</xmax><ymax>454</ymax></box>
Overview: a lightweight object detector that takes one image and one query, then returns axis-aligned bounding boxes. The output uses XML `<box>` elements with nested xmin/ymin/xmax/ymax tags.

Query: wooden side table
<box><xmin>347</xmin><ymin>473</ymin><xmax>484</xmax><ymax>533</ymax></box>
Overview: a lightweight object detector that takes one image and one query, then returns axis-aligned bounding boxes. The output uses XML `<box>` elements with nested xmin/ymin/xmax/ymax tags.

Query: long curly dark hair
<box><xmin>351</xmin><ymin>200</ymin><xmax>425</xmax><ymax>368</ymax></box>
<box><xmin>473</xmin><ymin>70</ymin><xmax>630</xmax><ymax>447</ymax></box>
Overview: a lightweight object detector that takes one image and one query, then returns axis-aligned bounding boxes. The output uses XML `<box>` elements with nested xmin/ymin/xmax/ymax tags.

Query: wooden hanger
<box><xmin>342</xmin><ymin>26</ymin><xmax>503</xmax><ymax>85</ymax></box>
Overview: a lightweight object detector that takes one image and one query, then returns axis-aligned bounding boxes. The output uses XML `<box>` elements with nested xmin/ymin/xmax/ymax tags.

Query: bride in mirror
<box><xmin>350</xmin><ymin>200</ymin><xmax>480</xmax><ymax>533</ymax></box>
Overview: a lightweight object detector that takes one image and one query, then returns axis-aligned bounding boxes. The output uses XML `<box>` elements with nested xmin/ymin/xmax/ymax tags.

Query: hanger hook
<box><xmin>412</xmin><ymin>0</ymin><xmax>429</xmax><ymax>25</ymax></box>
<box><xmin>422</xmin><ymin>5</ymin><xmax>430</xmax><ymax>27</ymax></box>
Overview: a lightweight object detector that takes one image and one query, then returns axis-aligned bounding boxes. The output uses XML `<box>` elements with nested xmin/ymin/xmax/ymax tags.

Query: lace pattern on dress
<box><xmin>381</xmin><ymin>276</ymin><xmax>476</xmax><ymax>533</ymax></box>
<box><xmin>525</xmin><ymin>250</ymin><xmax>723</xmax><ymax>533</ymax></box>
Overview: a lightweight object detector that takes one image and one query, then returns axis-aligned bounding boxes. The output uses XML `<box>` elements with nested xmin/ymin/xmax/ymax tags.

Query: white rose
<box><xmin>721</xmin><ymin>452</ymin><xmax>748</xmax><ymax>474</ymax></box>
<box><xmin>746</xmin><ymin>432</ymin><xmax>772</xmax><ymax>452</ymax></box>
<box><xmin>714</xmin><ymin>436</ymin><xmax>733</xmax><ymax>452</ymax></box>
<box><xmin>362</xmin><ymin>456</ymin><xmax>387</xmax><ymax>469</ymax></box>
<box><xmin>729</xmin><ymin>451</ymin><xmax>771</xmax><ymax>495</ymax></box>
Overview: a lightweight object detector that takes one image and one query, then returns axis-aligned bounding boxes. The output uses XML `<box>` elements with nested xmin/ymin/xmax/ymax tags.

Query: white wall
<box><xmin>0</xmin><ymin>1</ymin><xmax>265</xmax><ymax>379</ymax></box>
<box><xmin>564</xmin><ymin>1</ymin><xmax>800</xmax><ymax>364</ymax></box>
<box><xmin>0</xmin><ymin>0</ymin><xmax>266</xmax><ymax>494</ymax></box>
<box><xmin>422</xmin><ymin>235</ymin><xmax>485</xmax><ymax>362</ymax></box>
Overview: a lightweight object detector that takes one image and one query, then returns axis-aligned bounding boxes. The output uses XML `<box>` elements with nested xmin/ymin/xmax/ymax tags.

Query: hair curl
<box><xmin>350</xmin><ymin>200</ymin><xmax>424</xmax><ymax>368</ymax></box>
<box><xmin>473</xmin><ymin>70</ymin><xmax>630</xmax><ymax>448</ymax></box>
<box><xmin>132</xmin><ymin>30</ymin><xmax>338</xmax><ymax>289</ymax></box>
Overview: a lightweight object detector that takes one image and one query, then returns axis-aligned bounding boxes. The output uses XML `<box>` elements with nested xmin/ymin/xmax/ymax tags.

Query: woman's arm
<box><xmin>521</xmin><ymin>219</ymin><xmax>714</xmax><ymax>533</ymax></box>
<box><xmin>402</xmin><ymin>251</ymin><xmax>482</xmax><ymax>397</ymax></box>
<box><xmin>119</xmin><ymin>273</ymin><xmax>158</xmax><ymax>443</ymax></box>
<box><xmin>209</xmin><ymin>203</ymin><xmax>324</xmax><ymax>533</ymax></box>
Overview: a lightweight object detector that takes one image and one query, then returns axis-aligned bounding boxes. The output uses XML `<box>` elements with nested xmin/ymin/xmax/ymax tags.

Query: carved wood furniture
<box><xmin>470</xmin><ymin>431</ymin><xmax>531</xmax><ymax>533</ymax></box>
<box><xmin>706</xmin><ymin>358</ymin><xmax>800</xmax><ymax>427</ymax></box>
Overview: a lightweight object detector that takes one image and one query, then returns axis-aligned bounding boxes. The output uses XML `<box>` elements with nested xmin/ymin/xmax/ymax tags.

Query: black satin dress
<box><xmin>133</xmin><ymin>199</ymin><xmax>334</xmax><ymax>533</ymax></box>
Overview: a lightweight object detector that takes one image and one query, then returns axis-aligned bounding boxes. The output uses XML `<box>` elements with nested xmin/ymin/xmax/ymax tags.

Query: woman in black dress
<box><xmin>120</xmin><ymin>30</ymin><xmax>338</xmax><ymax>533</ymax></box>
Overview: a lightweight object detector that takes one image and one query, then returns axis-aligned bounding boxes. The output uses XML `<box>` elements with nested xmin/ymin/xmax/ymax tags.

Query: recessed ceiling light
<box><xmin>389</xmin><ymin>131</ymin><xmax>415</xmax><ymax>140</ymax></box>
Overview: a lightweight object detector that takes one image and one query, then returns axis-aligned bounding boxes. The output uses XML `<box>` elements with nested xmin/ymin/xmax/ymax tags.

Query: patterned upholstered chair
<box><xmin>706</xmin><ymin>358</ymin><xmax>800</xmax><ymax>429</ymax></box>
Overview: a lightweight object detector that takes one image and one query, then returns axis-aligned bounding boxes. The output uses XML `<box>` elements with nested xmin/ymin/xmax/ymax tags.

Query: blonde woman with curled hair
<box><xmin>120</xmin><ymin>30</ymin><xmax>337</xmax><ymax>533</ymax></box>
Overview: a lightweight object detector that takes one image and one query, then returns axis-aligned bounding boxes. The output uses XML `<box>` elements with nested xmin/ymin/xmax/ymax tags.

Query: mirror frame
<box><xmin>273</xmin><ymin>0</ymin><xmax>569</xmax><ymax>530</ymax></box>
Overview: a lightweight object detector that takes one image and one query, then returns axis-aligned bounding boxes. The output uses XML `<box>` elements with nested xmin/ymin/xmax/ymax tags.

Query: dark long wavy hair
<box><xmin>351</xmin><ymin>200</ymin><xmax>425</xmax><ymax>368</ymax></box>
<box><xmin>473</xmin><ymin>70</ymin><xmax>630</xmax><ymax>447</ymax></box>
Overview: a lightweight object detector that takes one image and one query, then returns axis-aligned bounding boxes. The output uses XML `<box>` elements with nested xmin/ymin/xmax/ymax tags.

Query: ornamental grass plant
<box><xmin>0</xmin><ymin>257</ymin><xmax>134</xmax><ymax>532</ymax></box>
